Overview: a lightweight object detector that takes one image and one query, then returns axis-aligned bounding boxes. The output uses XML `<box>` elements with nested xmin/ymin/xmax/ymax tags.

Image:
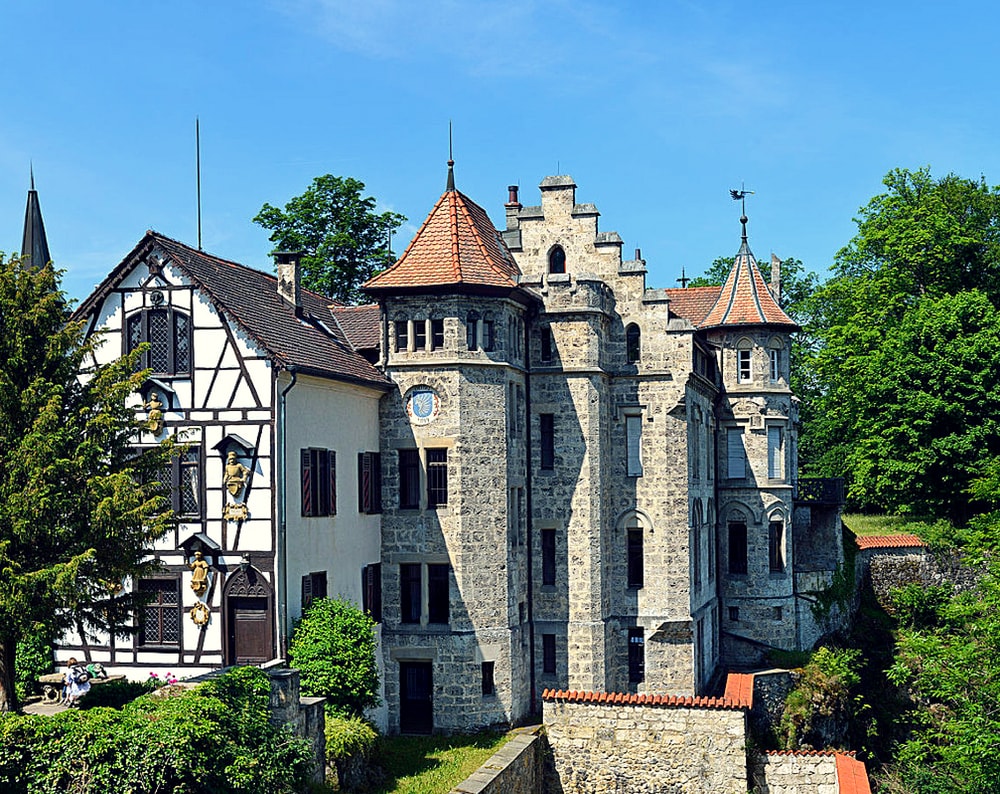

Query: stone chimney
<box><xmin>275</xmin><ymin>251</ymin><xmax>303</xmax><ymax>310</ymax></box>
<box><xmin>770</xmin><ymin>253</ymin><xmax>782</xmax><ymax>303</ymax></box>
<box><xmin>505</xmin><ymin>185</ymin><xmax>521</xmax><ymax>230</ymax></box>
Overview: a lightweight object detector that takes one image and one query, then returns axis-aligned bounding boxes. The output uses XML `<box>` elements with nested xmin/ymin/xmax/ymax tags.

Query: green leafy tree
<box><xmin>0</xmin><ymin>254</ymin><xmax>177</xmax><ymax>712</ymax></box>
<box><xmin>288</xmin><ymin>597</ymin><xmax>380</xmax><ymax>717</ymax></box>
<box><xmin>253</xmin><ymin>174</ymin><xmax>406</xmax><ymax>304</ymax></box>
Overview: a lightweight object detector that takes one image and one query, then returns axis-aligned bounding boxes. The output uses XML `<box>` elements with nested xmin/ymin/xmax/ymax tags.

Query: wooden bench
<box><xmin>37</xmin><ymin>672</ymin><xmax>125</xmax><ymax>703</ymax></box>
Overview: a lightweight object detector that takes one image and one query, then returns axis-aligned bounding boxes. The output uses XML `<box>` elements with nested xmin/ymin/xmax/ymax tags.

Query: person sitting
<box><xmin>63</xmin><ymin>657</ymin><xmax>92</xmax><ymax>706</ymax></box>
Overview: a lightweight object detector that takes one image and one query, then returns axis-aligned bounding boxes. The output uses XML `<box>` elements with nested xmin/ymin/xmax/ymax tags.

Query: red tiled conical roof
<box><xmin>701</xmin><ymin>220</ymin><xmax>797</xmax><ymax>329</ymax></box>
<box><xmin>364</xmin><ymin>178</ymin><xmax>520</xmax><ymax>292</ymax></box>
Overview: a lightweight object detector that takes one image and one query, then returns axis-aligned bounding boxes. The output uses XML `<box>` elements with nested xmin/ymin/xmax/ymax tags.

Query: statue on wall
<box><xmin>223</xmin><ymin>451</ymin><xmax>250</xmax><ymax>497</ymax></box>
<box><xmin>144</xmin><ymin>391</ymin><xmax>164</xmax><ymax>434</ymax></box>
<box><xmin>189</xmin><ymin>551</ymin><xmax>210</xmax><ymax>595</ymax></box>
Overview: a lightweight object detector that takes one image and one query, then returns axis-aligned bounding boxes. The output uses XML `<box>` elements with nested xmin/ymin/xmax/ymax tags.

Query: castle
<box><xmin>28</xmin><ymin>164</ymin><xmax>844</xmax><ymax>735</ymax></box>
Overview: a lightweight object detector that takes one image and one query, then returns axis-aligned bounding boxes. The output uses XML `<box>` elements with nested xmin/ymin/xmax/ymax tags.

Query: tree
<box><xmin>0</xmin><ymin>255</ymin><xmax>176</xmax><ymax>711</ymax></box>
<box><xmin>288</xmin><ymin>597</ymin><xmax>379</xmax><ymax>717</ymax></box>
<box><xmin>253</xmin><ymin>175</ymin><xmax>406</xmax><ymax>304</ymax></box>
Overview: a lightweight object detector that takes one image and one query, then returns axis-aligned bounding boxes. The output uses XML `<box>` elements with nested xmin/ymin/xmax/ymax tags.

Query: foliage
<box><xmin>777</xmin><ymin>647</ymin><xmax>864</xmax><ymax>750</ymax></box>
<box><xmin>0</xmin><ymin>254</ymin><xmax>178</xmax><ymax>711</ymax></box>
<box><xmin>0</xmin><ymin>666</ymin><xmax>315</xmax><ymax>793</ymax></box>
<box><xmin>886</xmin><ymin>559</ymin><xmax>1000</xmax><ymax>793</ymax></box>
<box><xmin>289</xmin><ymin>597</ymin><xmax>380</xmax><ymax>717</ymax></box>
<box><xmin>253</xmin><ymin>174</ymin><xmax>406</xmax><ymax>304</ymax></box>
<box><xmin>369</xmin><ymin>731</ymin><xmax>511</xmax><ymax>794</ymax></box>
<box><xmin>325</xmin><ymin>714</ymin><xmax>379</xmax><ymax>791</ymax></box>
<box><xmin>14</xmin><ymin>626</ymin><xmax>53</xmax><ymax>702</ymax></box>
<box><xmin>77</xmin><ymin>677</ymin><xmax>156</xmax><ymax>710</ymax></box>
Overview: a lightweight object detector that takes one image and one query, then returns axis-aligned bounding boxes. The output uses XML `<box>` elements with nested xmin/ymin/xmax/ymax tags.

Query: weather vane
<box><xmin>729</xmin><ymin>184</ymin><xmax>755</xmax><ymax>217</ymax></box>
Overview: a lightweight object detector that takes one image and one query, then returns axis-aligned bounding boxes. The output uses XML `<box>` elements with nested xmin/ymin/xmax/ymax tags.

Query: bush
<box><xmin>289</xmin><ymin>597</ymin><xmax>380</xmax><ymax>717</ymax></box>
<box><xmin>778</xmin><ymin>647</ymin><xmax>864</xmax><ymax>750</ymax></box>
<box><xmin>0</xmin><ymin>666</ymin><xmax>316</xmax><ymax>793</ymax></box>
<box><xmin>325</xmin><ymin>715</ymin><xmax>379</xmax><ymax>790</ymax></box>
<box><xmin>14</xmin><ymin>628</ymin><xmax>54</xmax><ymax>702</ymax></box>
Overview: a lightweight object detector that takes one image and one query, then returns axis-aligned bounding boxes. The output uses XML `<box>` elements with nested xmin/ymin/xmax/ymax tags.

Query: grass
<box><xmin>365</xmin><ymin>730</ymin><xmax>513</xmax><ymax>794</ymax></box>
<box><xmin>842</xmin><ymin>513</ymin><xmax>921</xmax><ymax>537</ymax></box>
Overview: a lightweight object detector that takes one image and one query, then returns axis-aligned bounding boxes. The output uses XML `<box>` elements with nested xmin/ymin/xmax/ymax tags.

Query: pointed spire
<box><xmin>446</xmin><ymin>121</ymin><xmax>456</xmax><ymax>192</ymax></box>
<box><xmin>21</xmin><ymin>168</ymin><xmax>52</xmax><ymax>269</ymax></box>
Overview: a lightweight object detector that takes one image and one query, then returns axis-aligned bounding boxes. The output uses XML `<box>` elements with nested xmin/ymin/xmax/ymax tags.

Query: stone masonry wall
<box><xmin>450</xmin><ymin>728</ymin><xmax>544</xmax><ymax>794</ymax></box>
<box><xmin>543</xmin><ymin>698</ymin><xmax>747</xmax><ymax>793</ymax></box>
<box><xmin>750</xmin><ymin>752</ymin><xmax>839</xmax><ymax>794</ymax></box>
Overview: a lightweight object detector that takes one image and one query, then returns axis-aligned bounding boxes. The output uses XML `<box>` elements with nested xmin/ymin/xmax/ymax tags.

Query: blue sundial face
<box><xmin>407</xmin><ymin>388</ymin><xmax>439</xmax><ymax>425</ymax></box>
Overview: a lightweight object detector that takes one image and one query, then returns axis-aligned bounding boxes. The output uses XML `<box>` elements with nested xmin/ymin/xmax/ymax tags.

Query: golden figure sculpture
<box><xmin>223</xmin><ymin>451</ymin><xmax>250</xmax><ymax>498</ymax></box>
<box><xmin>189</xmin><ymin>551</ymin><xmax>209</xmax><ymax>595</ymax></box>
<box><xmin>144</xmin><ymin>391</ymin><xmax>164</xmax><ymax>434</ymax></box>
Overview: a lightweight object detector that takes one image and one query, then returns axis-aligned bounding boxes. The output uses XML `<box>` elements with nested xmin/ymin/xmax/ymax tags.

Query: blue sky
<box><xmin>2</xmin><ymin>1</ymin><xmax>998</xmax><ymax>302</ymax></box>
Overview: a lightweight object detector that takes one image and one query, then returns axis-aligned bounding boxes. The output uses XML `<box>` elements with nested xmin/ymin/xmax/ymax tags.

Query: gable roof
<box><xmin>364</xmin><ymin>175</ymin><xmax>521</xmax><ymax>293</ymax></box>
<box><xmin>663</xmin><ymin>286</ymin><xmax>722</xmax><ymax>326</ymax></box>
<box><xmin>76</xmin><ymin>231</ymin><xmax>389</xmax><ymax>390</ymax></box>
<box><xmin>701</xmin><ymin>219</ymin><xmax>797</xmax><ymax>330</ymax></box>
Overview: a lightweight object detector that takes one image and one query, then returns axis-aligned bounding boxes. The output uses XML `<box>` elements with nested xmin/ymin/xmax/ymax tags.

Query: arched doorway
<box><xmin>223</xmin><ymin>564</ymin><xmax>274</xmax><ymax>665</ymax></box>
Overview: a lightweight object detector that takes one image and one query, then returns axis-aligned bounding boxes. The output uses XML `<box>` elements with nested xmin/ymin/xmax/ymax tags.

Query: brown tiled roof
<box><xmin>835</xmin><ymin>753</ymin><xmax>872</xmax><ymax>794</ymax></box>
<box><xmin>854</xmin><ymin>534</ymin><xmax>926</xmax><ymax>550</ymax></box>
<box><xmin>77</xmin><ymin>232</ymin><xmax>389</xmax><ymax>390</ymax></box>
<box><xmin>663</xmin><ymin>286</ymin><xmax>722</xmax><ymax>326</ymax></box>
<box><xmin>364</xmin><ymin>187</ymin><xmax>520</xmax><ymax>292</ymax></box>
<box><xmin>701</xmin><ymin>238</ymin><xmax>797</xmax><ymax>329</ymax></box>
<box><xmin>542</xmin><ymin>673</ymin><xmax>752</xmax><ymax>710</ymax></box>
<box><xmin>330</xmin><ymin>304</ymin><xmax>381</xmax><ymax>351</ymax></box>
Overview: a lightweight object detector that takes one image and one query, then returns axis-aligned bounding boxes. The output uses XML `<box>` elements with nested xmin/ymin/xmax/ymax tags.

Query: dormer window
<box><xmin>127</xmin><ymin>309</ymin><xmax>191</xmax><ymax>376</ymax></box>
<box><xmin>548</xmin><ymin>245</ymin><xmax>566</xmax><ymax>274</ymax></box>
<box><xmin>626</xmin><ymin>324</ymin><xmax>640</xmax><ymax>364</ymax></box>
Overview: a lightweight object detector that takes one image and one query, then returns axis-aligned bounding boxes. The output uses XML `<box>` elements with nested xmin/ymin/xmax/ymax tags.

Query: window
<box><xmin>426</xmin><ymin>448</ymin><xmax>448</xmax><ymax>508</ymax></box>
<box><xmin>358</xmin><ymin>452</ymin><xmax>382</xmax><ymax>514</ymax></box>
<box><xmin>301</xmin><ymin>571</ymin><xmax>327</xmax><ymax>611</ymax></box>
<box><xmin>727</xmin><ymin>428</ymin><xmax>746</xmax><ymax>479</ymax></box>
<box><xmin>466</xmin><ymin>312</ymin><xmax>479</xmax><ymax>350</ymax></box>
<box><xmin>769</xmin><ymin>521</ymin><xmax>785</xmax><ymax>573</ymax></box>
<box><xmin>768</xmin><ymin>427</ymin><xmax>783</xmax><ymax>480</ymax></box>
<box><xmin>395</xmin><ymin>320</ymin><xmax>409</xmax><ymax>352</ymax></box>
<box><xmin>628</xmin><ymin>627</ymin><xmax>645</xmax><ymax>683</ymax></box>
<box><xmin>773</xmin><ymin>606</ymin><xmax>783</xmax><ymax>621</ymax></box>
<box><xmin>708</xmin><ymin>519</ymin><xmax>716</xmax><ymax>582</ymax></box>
<box><xmin>540</xmin><ymin>414</ymin><xmax>555</xmax><ymax>470</ymax></box>
<box><xmin>431</xmin><ymin>318</ymin><xmax>444</xmax><ymax>350</ymax></box>
<box><xmin>428</xmin><ymin>564</ymin><xmax>450</xmax><ymax>623</ymax></box>
<box><xmin>481</xmin><ymin>662</ymin><xmax>495</xmax><ymax>696</ymax></box>
<box><xmin>301</xmin><ymin>449</ymin><xmax>336</xmax><ymax>516</ymax></box>
<box><xmin>127</xmin><ymin>309</ymin><xmax>191</xmax><ymax>375</ymax></box>
<box><xmin>400</xmin><ymin>564</ymin><xmax>421</xmax><ymax>623</ymax></box>
<box><xmin>737</xmin><ymin>346</ymin><xmax>752</xmax><ymax>383</ymax></box>
<box><xmin>398</xmin><ymin>449</ymin><xmax>420</xmax><ymax>509</ymax></box>
<box><xmin>769</xmin><ymin>347</ymin><xmax>780</xmax><ymax>382</ymax></box>
<box><xmin>626</xmin><ymin>323</ymin><xmax>640</xmax><ymax>364</ymax></box>
<box><xmin>626</xmin><ymin>414</ymin><xmax>643</xmax><ymax>477</ymax></box>
<box><xmin>627</xmin><ymin>528</ymin><xmax>644</xmax><ymax>588</ymax></box>
<box><xmin>483</xmin><ymin>313</ymin><xmax>495</xmax><ymax>352</ymax></box>
<box><xmin>152</xmin><ymin>447</ymin><xmax>201</xmax><ymax>517</ymax></box>
<box><xmin>692</xmin><ymin>522</ymin><xmax>702</xmax><ymax>588</ymax></box>
<box><xmin>413</xmin><ymin>320</ymin><xmax>427</xmax><ymax>351</ymax></box>
<box><xmin>729</xmin><ymin>606</ymin><xmax>740</xmax><ymax>622</ymax></box>
<box><xmin>362</xmin><ymin>563</ymin><xmax>382</xmax><ymax>622</ymax></box>
<box><xmin>728</xmin><ymin>522</ymin><xmax>748</xmax><ymax>575</ymax></box>
<box><xmin>139</xmin><ymin>578</ymin><xmax>181</xmax><ymax>646</ymax></box>
<box><xmin>549</xmin><ymin>245</ymin><xmax>566</xmax><ymax>274</ymax></box>
<box><xmin>540</xmin><ymin>327</ymin><xmax>552</xmax><ymax>362</ymax></box>
<box><xmin>541</xmin><ymin>529</ymin><xmax>556</xmax><ymax>586</ymax></box>
<box><xmin>542</xmin><ymin>634</ymin><xmax>556</xmax><ymax>674</ymax></box>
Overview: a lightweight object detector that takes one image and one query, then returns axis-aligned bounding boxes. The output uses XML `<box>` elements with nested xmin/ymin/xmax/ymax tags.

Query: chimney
<box><xmin>770</xmin><ymin>253</ymin><xmax>782</xmax><ymax>303</ymax></box>
<box><xmin>275</xmin><ymin>251</ymin><xmax>303</xmax><ymax>311</ymax></box>
<box><xmin>505</xmin><ymin>185</ymin><xmax>521</xmax><ymax>231</ymax></box>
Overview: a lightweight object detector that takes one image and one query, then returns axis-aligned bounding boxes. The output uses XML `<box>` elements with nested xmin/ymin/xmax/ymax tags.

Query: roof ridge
<box><xmin>455</xmin><ymin>190</ymin><xmax>517</xmax><ymax>284</ymax></box>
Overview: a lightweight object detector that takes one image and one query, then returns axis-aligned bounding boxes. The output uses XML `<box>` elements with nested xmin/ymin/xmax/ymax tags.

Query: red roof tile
<box><xmin>835</xmin><ymin>752</ymin><xmax>872</xmax><ymax>794</ymax></box>
<box><xmin>701</xmin><ymin>240</ymin><xmax>797</xmax><ymax>329</ymax></box>
<box><xmin>723</xmin><ymin>673</ymin><xmax>754</xmax><ymax>708</ymax></box>
<box><xmin>541</xmin><ymin>673</ymin><xmax>752</xmax><ymax>711</ymax></box>
<box><xmin>365</xmin><ymin>187</ymin><xmax>520</xmax><ymax>292</ymax></box>
<box><xmin>854</xmin><ymin>534</ymin><xmax>926</xmax><ymax>550</ymax></box>
<box><xmin>663</xmin><ymin>286</ymin><xmax>721</xmax><ymax>326</ymax></box>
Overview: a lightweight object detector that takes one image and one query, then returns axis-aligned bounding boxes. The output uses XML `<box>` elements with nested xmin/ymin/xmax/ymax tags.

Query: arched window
<box><xmin>767</xmin><ymin>338</ymin><xmax>783</xmax><ymax>383</ymax></box>
<box><xmin>127</xmin><ymin>308</ymin><xmax>191</xmax><ymax>375</ymax></box>
<box><xmin>548</xmin><ymin>245</ymin><xmax>566</xmax><ymax>274</ymax></box>
<box><xmin>626</xmin><ymin>323</ymin><xmax>640</xmax><ymax>363</ymax></box>
<box><xmin>736</xmin><ymin>338</ymin><xmax>753</xmax><ymax>383</ymax></box>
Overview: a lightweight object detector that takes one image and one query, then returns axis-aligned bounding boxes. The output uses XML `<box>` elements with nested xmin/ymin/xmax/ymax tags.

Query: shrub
<box><xmin>0</xmin><ymin>666</ymin><xmax>316</xmax><ymax>793</ymax></box>
<box><xmin>778</xmin><ymin>647</ymin><xmax>864</xmax><ymax>750</ymax></box>
<box><xmin>325</xmin><ymin>715</ymin><xmax>378</xmax><ymax>790</ymax></box>
<box><xmin>289</xmin><ymin>597</ymin><xmax>380</xmax><ymax>717</ymax></box>
<box><xmin>14</xmin><ymin>628</ymin><xmax>54</xmax><ymax>702</ymax></box>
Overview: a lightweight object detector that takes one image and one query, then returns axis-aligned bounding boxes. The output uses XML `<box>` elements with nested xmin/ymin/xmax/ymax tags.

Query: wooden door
<box><xmin>399</xmin><ymin>661</ymin><xmax>433</xmax><ymax>734</ymax></box>
<box><xmin>227</xmin><ymin>596</ymin><xmax>272</xmax><ymax>664</ymax></box>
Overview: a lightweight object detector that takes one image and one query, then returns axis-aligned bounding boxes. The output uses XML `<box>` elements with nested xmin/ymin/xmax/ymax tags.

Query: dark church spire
<box><xmin>21</xmin><ymin>167</ymin><xmax>52</xmax><ymax>268</ymax></box>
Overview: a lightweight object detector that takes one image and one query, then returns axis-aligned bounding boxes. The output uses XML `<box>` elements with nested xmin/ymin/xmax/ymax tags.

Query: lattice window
<box><xmin>139</xmin><ymin>578</ymin><xmax>181</xmax><ymax>645</ymax></box>
<box><xmin>126</xmin><ymin>308</ymin><xmax>192</xmax><ymax>375</ymax></box>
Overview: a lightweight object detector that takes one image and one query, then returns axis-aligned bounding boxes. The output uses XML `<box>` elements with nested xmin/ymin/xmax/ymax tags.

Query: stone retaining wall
<box><xmin>751</xmin><ymin>752</ymin><xmax>838</xmax><ymax>793</ymax></box>
<box><xmin>450</xmin><ymin>727</ymin><xmax>544</xmax><ymax>794</ymax></box>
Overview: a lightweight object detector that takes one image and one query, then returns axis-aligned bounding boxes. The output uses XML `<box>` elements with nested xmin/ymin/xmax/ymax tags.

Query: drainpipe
<box><xmin>277</xmin><ymin>366</ymin><xmax>298</xmax><ymax>660</ymax></box>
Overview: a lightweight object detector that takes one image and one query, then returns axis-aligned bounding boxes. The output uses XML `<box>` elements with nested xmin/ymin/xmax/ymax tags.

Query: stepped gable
<box><xmin>854</xmin><ymin>534</ymin><xmax>926</xmax><ymax>550</ymax></box>
<box><xmin>77</xmin><ymin>231</ymin><xmax>389</xmax><ymax>389</ymax></box>
<box><xmin>701</xmin><ymin>217</ymin><xmax>797</xmax><ymax>329</ymax></box>
<box><xmin>364</xmin><ymin>165</ymin><xmax>520</xmax><ymax>293</ymax></box>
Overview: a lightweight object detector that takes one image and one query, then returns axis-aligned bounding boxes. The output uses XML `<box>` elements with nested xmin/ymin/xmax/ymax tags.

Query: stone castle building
<box><xmin>24</xmin><ymin>163</ymin><xmax>843</xmax><ymax>736</ymax></box>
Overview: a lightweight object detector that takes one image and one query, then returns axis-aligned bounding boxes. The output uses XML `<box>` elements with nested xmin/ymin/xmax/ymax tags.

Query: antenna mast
<box><xmin>196</xmin><ymin>117</ymin><xmax>203</xmax><ymax>250</ymax></box>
